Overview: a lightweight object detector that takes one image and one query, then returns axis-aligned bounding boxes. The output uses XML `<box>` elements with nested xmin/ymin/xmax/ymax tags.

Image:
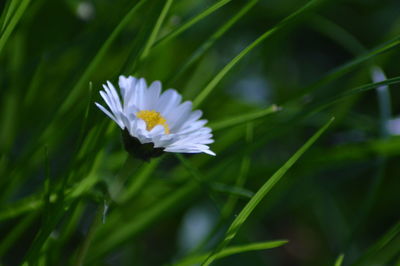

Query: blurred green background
<box><xmin>1</xmin><ymin>0</ymin><xmax>400</xmax><ymax>265</ymax></box>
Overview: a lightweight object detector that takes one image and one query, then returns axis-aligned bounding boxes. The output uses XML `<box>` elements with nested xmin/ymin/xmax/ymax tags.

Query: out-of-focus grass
<box><xmin>1</xmin><ymin>0</ymin><xmax>400</xmax><ymax>265</ymax></box>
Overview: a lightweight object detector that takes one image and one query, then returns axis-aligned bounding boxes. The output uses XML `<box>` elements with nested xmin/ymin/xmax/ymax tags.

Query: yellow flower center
<box><xmin>136</xmin><ymin>110</ymin><xmax>170</xmax><ymax>134</ymax></box>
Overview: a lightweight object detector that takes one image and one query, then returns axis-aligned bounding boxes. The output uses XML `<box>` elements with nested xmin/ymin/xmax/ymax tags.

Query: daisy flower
<box><xmin>95</xmin><ymin>75</ymin><xmax>215</xmax><ymax>160</ymax></box>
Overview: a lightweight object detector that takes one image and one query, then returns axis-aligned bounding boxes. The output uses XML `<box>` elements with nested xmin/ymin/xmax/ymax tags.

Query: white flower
<box><xmin>95</xmin><ymin>75</ymin><xmax>215</xmax><ymax>157</ymax></box>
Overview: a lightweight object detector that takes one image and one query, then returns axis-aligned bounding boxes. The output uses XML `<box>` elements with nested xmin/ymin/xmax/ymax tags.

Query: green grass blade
<box><xmin>0</xmin><ymin>0</ymin><xmax>30</xmax><ymax>55</ymax></box>
<box><xmin>193</xmin><ymin>0</ymin><xmax>323</xmax><ymax>108</ymax></box>
<box><xmin>118</xmin><ymin>158</ymin><xmax>162</xmax><ymax>203</ymax></box>
<box><xmin>184</xmin><ymin>123</ymin><xmax>254</xmax><ymax>256</ymax></box>
<box><xmin>58</xmin><ymin>0</ymin><xmax>148</xmax><ymax>114</ymax></box>
<box><xmin>308</xmin><ymin>14</ymin><xmax>366</xmax><ymax>55</ymax></box>
<box><xmin>209</xmin><ymin>104</ymin><xmax>279</xmax><ymax>131</ymax></box>
<box><xmin>175</xmin><ymin>240</ymin><xmax>288</xmax><ymax>266</ymax></box>
<box><xmin>202</xmin><ymin>117</ymin><xmax>335</xmax><ymax>266</ymax></box>
<box><xmin>169</xmin><ymin>0</ymin><xmax>258</xmax><ymax>84</ymax></box>
<box><xmin>0</xmin><ymin>0</ymin><xmax>19</xmax><ymax>32</ymax></box>
<box><xmin>309</xmin><ymin>76</ymin><xmax>400</xmax><ymax>115</ymax></box>
<box><xmin>293</xmin><ymin>35</ymin><xmax>400</xmax><ymax>100</ymax></box>
<box><xmin>176</xmin><ymin>154</ymin><xmax>222</xmax><ymax>209</ymax></box>
<box><xmin>220</xmin><ymin>122</ymin><xmax>253</xmax><ymax>217</ymax></box>
<box><xmin>153</xmin><ymin>0</ymin><xmax>232</xmax><ymax>48</ymax></box>
<box><xmin>0</xmin><ymin>213</ymin><xmax>37</xmax><ymax>257</ymax></box>
<box><xmin>139</xmin><ymin>0</ymin><xmax>174</xmax><ymax>60</ymax></box>
<box><xmin>210</xmin><ymin>182</ymin><xmax>253</xmax><ymax>198</ymax></box>
<box><xmin>354</xmin><ymin>220</ymin><xmax>400</xmax><ymax>266</ymax></box>
<box><xmin>334</xmin><ymin>254</ymin><xmax>344</xmax><ymax>266</ymax></box>
<box><xmin>88</xmin><ymin>158</ymin><xmax>236</xmax><ymax>261</ymax></box>
<box><xmin>0</xmin><ymin>150</ymin><xmax>105</xmax><ymax>222</ymax></box>
<box><xmin>90</xmin><ymin>181</ymin><xmax>200</xmax><ymax>261</ymax></box>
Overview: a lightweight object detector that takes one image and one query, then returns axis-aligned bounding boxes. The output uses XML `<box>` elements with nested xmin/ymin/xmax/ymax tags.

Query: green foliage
<box><xmin>202</xmin><ymin>118</ymin><xmax>334</xmax><ymax>266</ymax></box>
<box><xmin>1</xmin><ymin>0</ymin><xmax>400</xmax><ymax>265</ymax></box>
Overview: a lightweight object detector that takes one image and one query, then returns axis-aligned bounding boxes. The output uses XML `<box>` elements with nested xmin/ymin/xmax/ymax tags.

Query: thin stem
<box><xmin>74</xmin><ymin>155</ymin><xmax>143</xmax><ymax>265</ymax></box>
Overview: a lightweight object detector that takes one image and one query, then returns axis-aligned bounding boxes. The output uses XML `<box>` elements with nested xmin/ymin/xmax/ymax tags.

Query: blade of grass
<box><xmin>334</xmin><ymin>254</ymin><xmax>345</xmax><ymax>266</ymax></box>
<box><xmin>209</xmin><ymin>104</ymin><xmax>279</xmax><ymax>131</ymax></box>
<box><xmin>24</xmin><ymin>149</ymin><xmax>66</xmax><ymax>264</ymax></box>
<box><xmin>308</xmin><ymin>76</ymin><xmax>400</xmax><ymax>116</ymax></box>
<box><xmin>118</xmin><ymin>158</ymin><xmax>162</xmax><ymax>203</ymax></box>
<box><xmin>88</xmin><ymin>158</ymin><xmax>236</xmax><ymax>261</ymax></box>
<box><xmin>202</xmin><ymin>117</ymin><xmax>335</xmax><ymax>266</ymax></box>
<box><xmin>176</xmin><ymin>153</ymin><xmax>223</xmax><ymax>212</ymax></box>
<box><xmin>292</xmin><ymin>34</ymin><xmax>400</xmax><ymax>101</ymax></box>
<box><xmin>193</xmin><ymin>0</ymin><xmax>324</xmax><ymax>108</ymax></box>
<box><xmin>91</xmin><ymin>181</ymin><xmax>200</xmax><ymax>260</ymax></box>
<box><xmin>307</xmin><ymin>14</ymin><xmax>366</xmax><ymax>55</ymax></box>
<box><xmin>0</xmin><ymin>0</ymin><xmax>19</xmax><ymax>32</ymax></box>
<box><xmin>187</xmin><ymin>123</ymin><xmax>254</xmax><ymax>256</ymax></box>
<box><xmin>139</xmin><ymin>0</ymin><xmax>174</xmax><ymax>61</ymax></box>
<box><xmin>0</xmin><ymin>150</ymin><xmax>105</xmax><ymax>222</ymax></box>
<box><xmin>220</xmin><ymin>122</ymin><xmax>253</xmax><ymax>218</ymax></box>
<box><xmin>58</xmin><ymin>0</ymin><xmax>148</xmax><ymax>114</ymax></box>
<box><xmin>153</xmin><ymin>0</ymin><xmax>232</xmax><ymax>48</ymax></box>
<box><xmin>0</xmin><ymin>0</ymin><xmax>30</xmax><ymax>55</ymax></box>
<box><xmin>175</xmin><ymin>240</ymin><xmax>288</xmax><ymax>266</ymax></box>
<box><xmin>0</xmin><ymin>213</ymin><xmax>37</xmax><ymax>257</ymax></box>
<box><xmin>168</xmin><ymin>0</ymin><xmax>258</xmax><ymax>85</ymax></box>
<box><xmin>353</xmin><ymin>220</ymin><xmax>400</xmax><ymax>266</ymax></box>
<box><xmin>210</xmin><ymin>182</ymin><xmax>253</xmax><ymax>199</ymax></box>
<box><xmin>342</xmin><ymin>67</ymin><xmax>393</xmax><ymax>252</ymax></box>
<box><xmin>2</xmin><ymin>1</ymin><xmax>149</xmax><ymax>193</ymax></box>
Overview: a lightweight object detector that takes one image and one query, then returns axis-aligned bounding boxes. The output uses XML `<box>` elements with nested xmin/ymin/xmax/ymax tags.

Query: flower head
<box><xmin>95</xmin><ymin>75</ymin><xmax>215</xmax><ymax>159</ymax></box>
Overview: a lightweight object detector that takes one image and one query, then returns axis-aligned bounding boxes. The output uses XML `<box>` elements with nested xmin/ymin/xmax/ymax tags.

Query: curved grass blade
<box><xmin>372</xmin><ymin>67</ymin><xmax>392</xmax><ymax>138</ymax></box>
<box><xmin>193</xmin><ymin>0</ymin><xmax>324</xmax><ymax>108</ymax></box>
<box><xmin>201</xmin><ymin>117</ymin><xmax>335</xmax><ymax>266</ymax></box>
<box><xmin>308</xmin><ymin>14</ymin><xmax>366</xmax><ymax>56</ymax></box>
<box><xmin>342</xmin><ymin>67</ymin><xmax>393</xmax><ymax>252</ymax></box>
<box><xmin>209</xmin><ymin>104</ymin><xmax>279</xmax><ymax>131</ymax></box>
<box><xmin>175</xmin><ymin>240</ymin><xmax>288</xmax><ymax>266</ymax></box>
<box><xmin>0</xmin><ymin>0</ymin><xmax>30</xmax><ymax>55</ymax></box>
<box><xmin>153</xmin><ymin>0</ymin><xmax>232</xmax><ymax>48</ymax></box>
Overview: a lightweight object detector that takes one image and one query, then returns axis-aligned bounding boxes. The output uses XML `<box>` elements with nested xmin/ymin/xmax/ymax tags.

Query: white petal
<box><xmin>123</xmin><ymin>77</ymin><xmax>138</xmax><ymax>110</ymax></box>
<box><xmin>144</xmin><ymin>81</ymin><xmax>162</xmax><ymax>110</ymax></box>
<box><xmin>118</xmin><ymin>75</ymin><xmax>132</xmax><ymax>99</ymax></box>
<box><xmin>134</xmin><ymin>78</ymin><xmax>147</xmax><ymax>109</ymax></box>
<box><xmin>156</xmin><ymin>89</ymin><xmax>182</xmax><ymax>116</ymax></box>
<box><xmin>106</xmin><ymin>81</ymin><xmax>123</xmax><ymax>111</ymax></box>
<box><xmin>99</xmin><ymin>90</ymin><xmax>124</xmax><ymax>126</ymax></box>
<box><xmin>168</xmin><ymin>101</ymin><xmax>193</xmax><ymax>131</ymax></box>
<box><xmin>95</xmin><ymin>102</ymin><xmax>124</xmax><ymax>129</ymax></box>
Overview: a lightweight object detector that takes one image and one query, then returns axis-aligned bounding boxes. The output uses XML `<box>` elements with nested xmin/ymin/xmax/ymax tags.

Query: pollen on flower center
<box><xmin>136</xmin><ymin>110</ymin><xmax>170</xmax><ymax>134</ymax></box>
